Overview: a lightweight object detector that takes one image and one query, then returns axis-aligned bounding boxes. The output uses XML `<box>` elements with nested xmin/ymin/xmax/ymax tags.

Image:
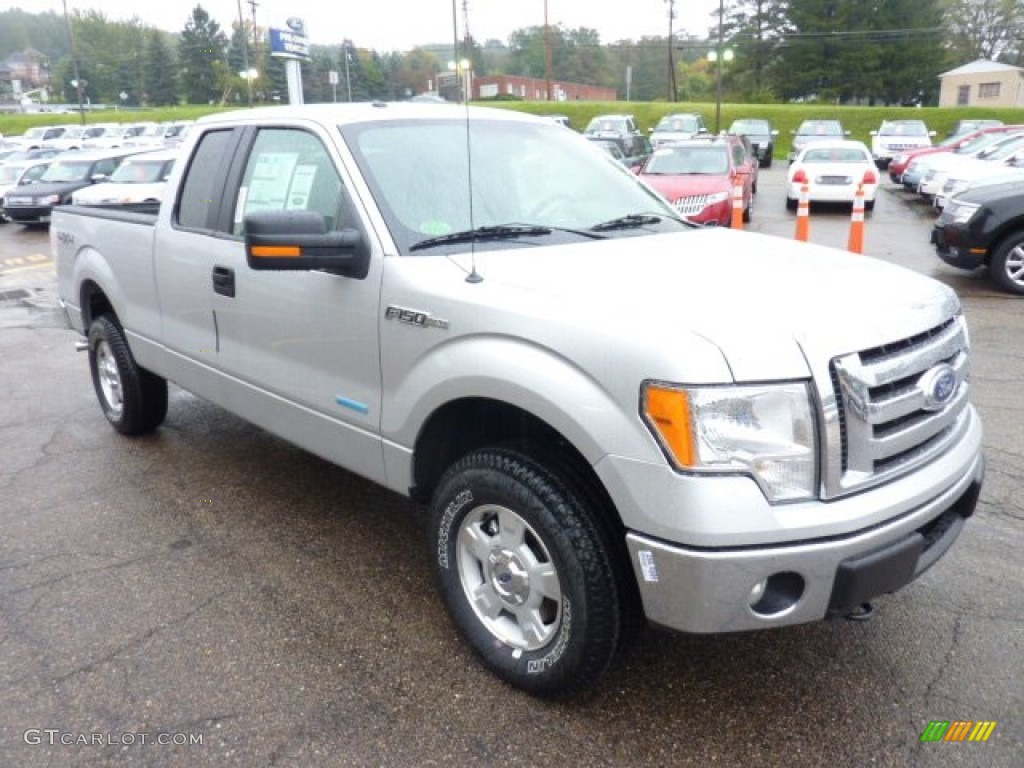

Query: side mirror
<box><xmin>245</xmin><ymin>209</ymin><xmax>369</xmax><ymax>279</ymax></box>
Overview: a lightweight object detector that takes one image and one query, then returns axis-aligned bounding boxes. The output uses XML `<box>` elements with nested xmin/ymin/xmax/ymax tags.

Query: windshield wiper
<box><xmin>590</xmin><ymin>213</ymin><xmax>676</xmax><ymax>232</ymax></box>
<box><xmin>410</xmin><ymin>223</ymin><xmax>606</xmax><ymax>251</ymax></box>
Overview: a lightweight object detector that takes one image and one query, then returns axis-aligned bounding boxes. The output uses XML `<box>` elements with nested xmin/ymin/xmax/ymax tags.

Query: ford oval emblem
<box><xmin>918</xmin><ymin>364</ymin><xmax>958</xmax><ymax>411</ymax></box>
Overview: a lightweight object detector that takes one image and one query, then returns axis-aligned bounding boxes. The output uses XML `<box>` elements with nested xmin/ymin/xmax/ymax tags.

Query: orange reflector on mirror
<box><xmin>251</xmin><ymin>245</ymin><xmax>302</xmax><ymax>258</ymax></box>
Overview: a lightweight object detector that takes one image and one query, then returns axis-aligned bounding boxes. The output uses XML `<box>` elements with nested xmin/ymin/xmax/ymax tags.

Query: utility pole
<box><xmin>666</xmin><ymin>0</ymin><xmax>677</xmax><ymax>102</ymax></box>
<box><xmin>62</xmin><ymin>0</ymin><xmax>85</xmax><ymax>124</ymax></box>
<box><xmin>544</xmin><ymin>0</ymin><xmax>553</xmax><ymax>101</ymax></box>
<box><xmin>715</xmin><ymin>0</ymin><xmax>724</xmax><ymax>133</ymax></box>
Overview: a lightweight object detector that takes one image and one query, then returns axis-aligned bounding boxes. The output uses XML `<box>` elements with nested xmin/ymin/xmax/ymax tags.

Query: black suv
<box><xmin>728</xmin><ymin>118</ymin><xmax>778</xmax><ymax>168</ymax></box>
<box><xmin>931</xmin><ymin>179</ymin><xmax>1024</xmax><ymax>294</ymax></box>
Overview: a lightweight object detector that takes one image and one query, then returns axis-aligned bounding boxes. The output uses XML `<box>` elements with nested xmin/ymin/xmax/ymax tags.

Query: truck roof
<box><xmin>196</xmin><ymin>102</ymin><xmax>543</xmax><ymax>127</ymax></box>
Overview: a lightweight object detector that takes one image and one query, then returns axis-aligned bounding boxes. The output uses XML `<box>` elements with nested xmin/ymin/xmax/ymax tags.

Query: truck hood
<box><xmin>447</xmin><ymin>227</ymin><xmax>957</xmax><ymax>382</ymax></box>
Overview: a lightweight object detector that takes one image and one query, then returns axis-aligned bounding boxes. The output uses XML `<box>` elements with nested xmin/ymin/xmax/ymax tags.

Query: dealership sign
<box><xmin>270</xmin><ymin>18</ymin><xmax>310</xmax><ymax>61</ymax></box>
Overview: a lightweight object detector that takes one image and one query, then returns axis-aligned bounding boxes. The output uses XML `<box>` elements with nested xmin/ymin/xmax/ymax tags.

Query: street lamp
<box><xmin>447</xmin><ymin>58</ymin><xmax>471</xmax><ymax>103</ymax></box>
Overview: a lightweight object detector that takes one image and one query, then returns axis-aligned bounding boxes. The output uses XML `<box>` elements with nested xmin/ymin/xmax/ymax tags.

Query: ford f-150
<box><xmin>53</xmin><ymin>103</ymin><xmax>984</xmax><ymax>697</ymax></box>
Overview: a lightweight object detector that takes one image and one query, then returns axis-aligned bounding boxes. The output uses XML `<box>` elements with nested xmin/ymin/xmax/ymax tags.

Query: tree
<box><xmin>178</xmin><ymin>5</ymin><xmax>228</xmax><ymax>104</ymax></box>
<box><xmin>718</xmin><ymin>0</ymin><xmax>788</xmax><ymax>101</ymax></box>
<box><xmin>144</xmin><ymin>29</ymin><xmax>179</xmax><ymax>106</ymax></box>
<box><xmin>944</xmin><ymin>0</ymin><xmax>1024</xmax><ymax>62</ymax></box>
<box><xmin>771</xmin><ymin>0</ymin><xmax>948</xmax><ymax>104</ymax></box>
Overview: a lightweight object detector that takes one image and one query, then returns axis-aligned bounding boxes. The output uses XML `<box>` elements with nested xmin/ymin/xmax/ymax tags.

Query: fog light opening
<box><xmin>749</xmin><ymin>571</ymin><xmax>805</xmax><ymax>617</ymax></box>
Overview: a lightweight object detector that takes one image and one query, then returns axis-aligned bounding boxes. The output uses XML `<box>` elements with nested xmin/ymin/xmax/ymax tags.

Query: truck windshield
<box><xmin>342</xmin><ymin>117</ymin><xmax>684</xmax><ymax>255</ymax></box>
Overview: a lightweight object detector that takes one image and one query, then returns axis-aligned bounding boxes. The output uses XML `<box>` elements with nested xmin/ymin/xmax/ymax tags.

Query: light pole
<box><xmin>710</xmin><ymin>0</ymin><xmax>733</xmax><ymax>134</ymax></box>
<box><xmin>343</xmin><ymin>44</ymin><xmax>352</xmax><ymax>102</ymax></box>
<box><xmin>447</xmin><ymin>58</ymin><xmax>471</xmax><ymax>103</ymax></box>
<box><xmin>236</xmin><ymin>0</ymin><xmax>252</xmax><ymax>106</ymax></box>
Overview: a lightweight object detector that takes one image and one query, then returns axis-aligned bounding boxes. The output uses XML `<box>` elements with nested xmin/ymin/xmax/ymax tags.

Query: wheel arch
<box><xmin>985</xmin><ymin>219</ymin><xmax>1024</xmax><ymax>267</ymax></box>
<box><xmin>79</xmin><ymin>278</ymin><xmax>118</xmax><ymax>330</ymax></box>
<box><xmin>411</xmin><ymin>397</ymin><xmax>616</xmax><ymax>516</ymax></box>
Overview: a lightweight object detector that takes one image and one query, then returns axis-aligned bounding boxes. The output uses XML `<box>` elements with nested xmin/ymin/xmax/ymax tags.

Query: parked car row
<box><xmin>893</xmin><ymin>127</ymin><xmax>1024</xmax><ymax>209</ymax></box>
<box><xmin>0</xmin><ymin>144</ymin><xmax>179</xmax><ymax>226</ymax></box>
<box><xmin>0</xmin><ymin>120</ymin><xmax>192</xmax><ymax>153</ymax></box>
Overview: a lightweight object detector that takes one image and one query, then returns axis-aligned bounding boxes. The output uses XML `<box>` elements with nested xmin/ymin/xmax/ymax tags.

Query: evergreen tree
<box><xmin>114</xmin><ymin>22</ymin><xmax>145</xmax><ymax>107</ymax></box>
<box><xmin>144</xmin><ymin>29</ymin><xmax>179</xmax><ymax>106</ymax></box>
<box><xmin>178</xmin><ymin>5</ymin><xmax>228</xmax><ymax>104</ymax></box>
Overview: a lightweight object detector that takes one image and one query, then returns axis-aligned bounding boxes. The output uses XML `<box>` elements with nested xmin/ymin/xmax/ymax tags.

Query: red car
<box><xmin>888</xmin><ymin>124</ymin><xmax>1024</xmax><ymax>183</ymax></box>
<box><xmin>637</xmin><ymin>135</ymin><xmax>755</xmax><ymax>226</ymax></box>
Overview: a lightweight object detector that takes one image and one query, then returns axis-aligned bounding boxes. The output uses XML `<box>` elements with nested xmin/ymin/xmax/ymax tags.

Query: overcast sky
<box><xmin>9</xmin><ymin>1</ymin><xmax>722</xmax><ymax>51</ymax></box>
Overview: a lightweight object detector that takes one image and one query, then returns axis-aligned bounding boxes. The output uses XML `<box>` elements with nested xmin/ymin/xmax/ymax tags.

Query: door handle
<box><xmin>212</xmin><ymin>265</ymin><xmax>235</xmax><ymax>298</ymax></box>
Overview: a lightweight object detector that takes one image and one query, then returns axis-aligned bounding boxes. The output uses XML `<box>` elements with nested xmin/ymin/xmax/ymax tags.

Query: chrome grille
<box><xmin>823</xmin><ymin>316</ymin><xmax>971</xmax><ymax>497</ymax></box>
<box><xmin>672</xmin><ymin>194</ymin><xmax>712</xmax><ymax>216</ymax></box>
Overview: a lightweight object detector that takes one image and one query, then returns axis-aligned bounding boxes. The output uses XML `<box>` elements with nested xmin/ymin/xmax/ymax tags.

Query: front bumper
<box><xmin>3</xmin><ymin>204</ymin><xmax>53</xmax><ymax>223</ymax></box>
<box><xmin>625</xmin><ymin>453</ymin><xmax>983</xmax><ymax>634</ymax></box>
<box><xmin>931</xmin><ymin>224</ymin><xmax>987</xmax><ymax>270</ymax></box>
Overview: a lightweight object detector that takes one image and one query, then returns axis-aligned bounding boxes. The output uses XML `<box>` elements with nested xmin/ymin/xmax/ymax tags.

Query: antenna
<box><xmin>452</xmin><ymin>0</ymin><xmax>482</xmax><ymax>283</ymax></box>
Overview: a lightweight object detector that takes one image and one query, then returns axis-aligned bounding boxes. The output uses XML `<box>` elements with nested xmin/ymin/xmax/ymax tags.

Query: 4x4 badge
<box><xmin>385</xmin><ymin>305</ymin><xmax>449</xmax><ymax>330</ymax></box>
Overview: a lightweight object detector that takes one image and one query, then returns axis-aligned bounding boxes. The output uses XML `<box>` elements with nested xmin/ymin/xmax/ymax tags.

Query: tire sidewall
<box><xmin>88</xmin><ymin>317</ymin><xmax>128</xmax><ymax>429</ymax></box>
<box><xmin>991</xmin><ymin>233</ymin><xmax>1024</xmax><ymax>295</ymax></box>
<box><xmin>430</xmin><ymin>454</ymin><xmax>605</xmax><ymax>695</ymax></box>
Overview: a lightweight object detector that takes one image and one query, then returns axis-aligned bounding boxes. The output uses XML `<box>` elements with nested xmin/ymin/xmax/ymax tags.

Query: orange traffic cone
<box><xmin>730</xmin><ymin>176</ymin><xmax>745</xmax><ymax>230</ymax></box>
<box><xmin>848</xmin><ymin>184</ymin><xmax>866</xmax><ymax>254</ymax></box>
<box><xmin>795</xmin><ymin>184</ymin><xmax>810</xmax><ymax>242</ymax></box>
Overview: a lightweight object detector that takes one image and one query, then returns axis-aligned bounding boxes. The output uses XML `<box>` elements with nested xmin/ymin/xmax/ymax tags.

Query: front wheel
<box><xmin>88</xmin><ymin>315</ymin><xmax>168</xmax><ymax>435</ymax></box>
<box><xmin>429</xmin><ymin>448</ymin><xmax>624</xmax><ymax>697</ymax></box>
<box><xmin>989</xmin><ymin>231</ymin><xmax>1024</xmax><ymax>295</ymax></box>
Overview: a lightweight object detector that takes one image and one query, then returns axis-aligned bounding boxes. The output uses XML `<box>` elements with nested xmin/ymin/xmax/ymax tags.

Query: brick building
<box><xmin>442</xmin><ymin>73</ymin><xmax>616</xmax><ymax>102</ymax></box>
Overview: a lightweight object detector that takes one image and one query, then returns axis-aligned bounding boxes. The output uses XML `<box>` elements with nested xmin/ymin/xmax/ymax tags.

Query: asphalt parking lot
<box><xmin>1</xmin><ymin>171</ymin><xmax>1021</xmax><ymax>768</ymax></box>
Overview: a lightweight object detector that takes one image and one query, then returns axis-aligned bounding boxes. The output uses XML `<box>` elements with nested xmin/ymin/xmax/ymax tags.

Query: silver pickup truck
<box><xmin>53</xmin><ymin>103</ymin><xmax>984</xmax><ymax>697</ymax></box>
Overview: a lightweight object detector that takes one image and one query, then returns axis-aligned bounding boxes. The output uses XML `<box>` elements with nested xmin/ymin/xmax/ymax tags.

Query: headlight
<box><xmin>703</xmin><ymin>191</ymin><xmax>730</xmax><ymax>207</ymax></box>
<box><xmin>642</xmin><ymin>382</ymin><xmax>818</xmax><ymax>502</ymax></box>
<box><xmin>945</xmin><ymin>201</ymin><xmax>980</xmax><ymax>224</ymax></box>
<box><xmin>42</xmin><ymin>194</ymin><xmax>60</xmax><ymax>205</ymax></box>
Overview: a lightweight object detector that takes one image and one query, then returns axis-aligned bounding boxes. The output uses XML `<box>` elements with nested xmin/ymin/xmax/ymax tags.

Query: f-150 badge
<box><xmin>385</xmin><ymin>305</ymin><xmax>449</xmax><ymax>330</ymax></box>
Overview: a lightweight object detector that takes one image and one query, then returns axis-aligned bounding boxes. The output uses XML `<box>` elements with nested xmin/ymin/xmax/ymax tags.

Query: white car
<box><xmin>81</xmin><ymin>123</ymin><xmax>157</xmax><ymax>150</ymax></box>
<box><xmin>71</xmin><ymin>149</ymin><xmax>177</xmax><ymax>208</ymax></box>
<box><xmin>123</xmin><ymin>121</ymin><xmax>192</xmax><ymax>148</ymax></box>
<box><xmin>935</xmin><ymin>149</ymin><xmax>1024</xmax><ymax>209</ymax></box>
<box><xmin>918</xmin><ymin>133</ymin><xmax>1024</xmax><ymax>200</ymax></box>
<box><xmin>870</xmin><ymin>119</ymin><xmax>934</xmax><ymax>168</ymax></box>
<box><xmin>785</xmin><ymin>140</ymin><xmax>879</xmax><ymax>210</ymax></box>
<box><xmin>0</xmin><ymin>157</ymin><xmax>53</xmax><ymax>221</ymax></box>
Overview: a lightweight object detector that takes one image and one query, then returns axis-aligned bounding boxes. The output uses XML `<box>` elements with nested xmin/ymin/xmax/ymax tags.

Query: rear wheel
<box><xmin>88</xmin><ymin>315</ymin><xmax>168</xmax><ymax>435</ymax></box>
<box><xmin>429</xmin><ymin>447</ymin><xmax>625</xmax><ymax>697</ymax></box>
<box><xmin>990</xmin><ymin>231</ymin><xmax>1024</xmax><ymax>295</ymax></box>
